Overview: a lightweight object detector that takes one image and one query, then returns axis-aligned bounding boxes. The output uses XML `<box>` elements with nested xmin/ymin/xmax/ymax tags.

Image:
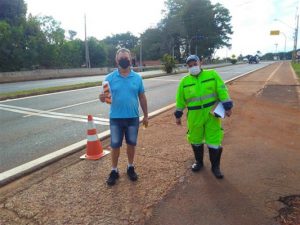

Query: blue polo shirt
<box><xmin>104</xmin><ymin>69</ymin><xmax>145</xmax><ymax>118</ymax></box>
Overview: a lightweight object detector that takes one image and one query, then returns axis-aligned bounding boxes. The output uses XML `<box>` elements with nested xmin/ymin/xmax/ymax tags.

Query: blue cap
<box><xmin>186</xmin><ymin>55</ymin><xmax>200</xmax><ymax>64</ymax></box>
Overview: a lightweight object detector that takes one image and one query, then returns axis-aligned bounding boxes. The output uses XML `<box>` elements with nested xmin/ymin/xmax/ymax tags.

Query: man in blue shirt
<box><xmin>100</xmin><ymin>48</ymin><xmax>148</xmax><ymax>186</ymax></box>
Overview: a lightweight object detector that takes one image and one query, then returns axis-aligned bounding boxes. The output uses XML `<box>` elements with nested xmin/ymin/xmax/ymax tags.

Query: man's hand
<box><xmin>142</xmin><ymin>116</ymin><xmax>149</xmax><ymax>128</ymax></box>
<box><xmin>99</xmin><ymin>93</ymin><xmax>106</xmax><ymax>102</ymax></box>
<box><xmin>225</xmin><ymin>109</ymin><xmax>232</xmax><ymax>117</ymax></box>
<box><xmin>176</xmin><ymin>118</ymin><xmax>182</xmax><ymax>125</ymax></box>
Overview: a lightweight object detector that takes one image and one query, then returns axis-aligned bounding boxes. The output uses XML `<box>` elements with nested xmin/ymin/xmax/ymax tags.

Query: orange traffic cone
<box><xmin>80</xmin><ymin>115</ymin><xmax>110</xmax><ymax>160</ymax></box>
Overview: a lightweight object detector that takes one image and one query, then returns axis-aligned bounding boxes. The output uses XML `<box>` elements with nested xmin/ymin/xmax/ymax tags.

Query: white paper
<box><xmin>213</xmin><ymin>102</ymin><xmax>225</xmax><ymax>118</ymax></box>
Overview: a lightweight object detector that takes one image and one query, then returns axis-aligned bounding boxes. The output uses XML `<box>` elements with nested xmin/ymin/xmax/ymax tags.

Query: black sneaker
<box><xmin>106</xmin><ymin>170</ymin><xmax>119</xmax><ymax>186</ymax></box>
<box><xmin>127</xmin><ymin>166</ymin><xmax>138</xmax><ymax>181</ymax></box>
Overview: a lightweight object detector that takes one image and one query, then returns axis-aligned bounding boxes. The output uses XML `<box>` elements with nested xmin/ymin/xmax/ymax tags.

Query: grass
<box><xmin>0</xmin><ymin>72</ymin><xmax>179</xmax><ymax>101</ymax></box>
<box><xmin>291</xmin><ymin>62</ymin><xmax>300</xmax><ymax>78</ymax></box>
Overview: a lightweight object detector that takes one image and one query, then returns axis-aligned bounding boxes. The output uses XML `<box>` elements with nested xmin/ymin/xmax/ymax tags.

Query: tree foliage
<box><xmin>161</xmin><ymin>54</ymin><xmax>176</xmax><ymax>73</ymax></box>
<box><xmin>0</xmin><ymin>0</ymin><xmax>233</xmax><ymax>72</ymax></box>
<box><xmin>0</xmin><ymin>0</ymin><xmax>27</xmax><ymax>26</ymax></box>
<box><xmin>158</xmin><ymin>0</ymin><xmax>233</xmax><ymax>60</ymax></box>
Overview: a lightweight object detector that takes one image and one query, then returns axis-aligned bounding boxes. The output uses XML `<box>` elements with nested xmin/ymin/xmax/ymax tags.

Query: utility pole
<box><xmin>139</xmin><ymin>39</ymin><xmax>142</xmax><ymax>72</ymax></box>
<box><xmin>293</xmin><ymin>13</ymin><xmax>299</xmax><ymax>62</ymax></box>
<box><xmin>281</xmin><ymin>32</ymin><xmax>287</xmax><ymax>60</ymax></box>
<box><xmin>275</xmin><ymin>43</ymin><xmax>278</xmax><ymax>60</ymax></box>
<box><xmin>84</xmin><ymin>14</ymin><xmax>91</xmax><ymax>68</ymax></box>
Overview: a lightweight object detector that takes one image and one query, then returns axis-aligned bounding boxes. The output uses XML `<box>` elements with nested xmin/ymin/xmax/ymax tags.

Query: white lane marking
<box><xmin>149</xmin><ymin>78</ymin><xmax>181</xmax><ymax>82</ymax></box>
<box><xmin>23</xmin><ymin>99</ymin><xmax>99</xmax><ymax>118</ymax></box>
<box><xmin>265</xmin><ymin>62</ymin><xmax>282</xmax><ymax>83</ymax></box>
<box><xmin>0</xmin><ymin>85</ymin><xmax>101</xmax><ymax>103</ymax></box>
<box><xmin>0</xmin><ymin>104</ymin><xmax>109</xmax><ymax>125</ymax></box>
<box><xmin>0</xmin><ymin>104</ymin><xmax>109</xmax><ymax>121</ymax></box>
<box><xmin>255</xmin><ymin>62</ymin><xmax>282</xmax><ymax>96</ymax></box>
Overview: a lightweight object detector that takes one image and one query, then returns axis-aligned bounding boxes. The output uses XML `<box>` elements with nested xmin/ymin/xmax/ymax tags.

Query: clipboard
<box><xmin>211</xmin><ymin>102</ymin><xmax>225</xmax><ymax>118</ymax></box>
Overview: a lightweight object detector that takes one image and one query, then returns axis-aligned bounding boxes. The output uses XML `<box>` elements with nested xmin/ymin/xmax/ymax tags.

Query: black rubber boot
<box><xmin>191</xmin><ymin>144</ymin><xmax>204</xmax><ymax>172</ymax></box>
<box><xmin>208</xmin><ymin>147</ymin><xmax>224</xmax><ymax>179</ymax></box>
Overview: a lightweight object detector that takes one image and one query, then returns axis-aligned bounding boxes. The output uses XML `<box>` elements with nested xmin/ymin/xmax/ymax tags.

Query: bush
<box><xmin>231</xmin><ymin>59</ymin><xmax>237</xmax><ymax>64</ymax></box>
<box><xmin>161</xmin><ymin>54</ymin><xmax>176</xmax><ymax>73</ymax></box>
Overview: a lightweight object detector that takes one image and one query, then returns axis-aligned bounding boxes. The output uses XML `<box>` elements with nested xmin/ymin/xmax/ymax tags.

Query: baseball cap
<box><xmin>186</xmin><ymin>55</ymin><xmax>200</xmax><ymax>64</ymax></box>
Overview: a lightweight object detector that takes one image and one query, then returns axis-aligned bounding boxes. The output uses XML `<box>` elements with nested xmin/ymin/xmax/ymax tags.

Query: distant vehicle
<box><xmin>243</xmin><ymin>57</ymin><xmax>249</xmax><ymax>63</ymax></box>
<box><xmin>248</xmin><ymin>55</ymin><xmax>260</xmax><ymax>64</ymax></box>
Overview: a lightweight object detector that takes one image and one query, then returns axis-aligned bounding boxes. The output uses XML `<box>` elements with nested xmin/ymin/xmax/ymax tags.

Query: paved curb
<box><xmin>0</xmin><ymin>63</ymin><xmax>273</xmax><ymax>186</ymax></box>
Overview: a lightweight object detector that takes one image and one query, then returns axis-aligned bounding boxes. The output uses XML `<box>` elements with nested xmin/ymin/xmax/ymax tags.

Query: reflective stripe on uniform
<box><xmin>176</xmin><ymin>107</ymin><xmax>184</xmax><ymax>111</ymax></box>
<box><xmin>183</xmin><ymin>83</ymin><xmax>196</xmax><ymax>88</ymax></box>
<box><xmin>221</xmin><ymin>99</ymin><xmax>232</xmax><ymax>103</ymax></box>
<box><xmin>186</xmin><ymin>93</ymin><xmax>217</xmax><ymax>103</ymax></box>
<box><xmin>207</xmin><ymin>144</ymin><xmax>221</xmax><ymax>149</ymax></box>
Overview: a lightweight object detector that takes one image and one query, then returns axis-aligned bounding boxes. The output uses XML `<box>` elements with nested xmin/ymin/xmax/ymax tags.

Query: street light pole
<box><xmin>139</xmin><ymin>39</ymin><xmax>142</xmax><ymax>72</ymax></box>
<box><xmin>293</xmin><ymin>14</ymin><xmax>299</xmax><ymax>62</ymax></box>
<box><xmin>281</xmin><ymin>32</ymin><xmax>287</xmax><ymax>60</ymax></box>
<box><xmin>275</xmin><ymin>14</ymin><xmax>299</xmax><ymax>62</ymax></box>
<box><xmin>275</xmin><ymin>43</ymin><xmax>278</xmax><ymax>60</ymax></box>
<box><xmin>84</xmin><ymin>14</ymin><xmax>90</xmax><ymax>68</ymax></box>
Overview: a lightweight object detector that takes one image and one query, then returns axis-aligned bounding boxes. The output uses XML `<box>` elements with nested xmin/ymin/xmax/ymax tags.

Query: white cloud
<box><xmin>25</xmin><ymin>0</ymin><xmax>299</xmax><ymax>58</ymax></box>
<box><xmin>25</xmin><ymin>0</ymin><xmax>165</xmax><ymax>39</ymax></box>
<box><xmin>212</xmin><ymin>0</ymin><xmax>299</xmax><ymax>57</ymax></box>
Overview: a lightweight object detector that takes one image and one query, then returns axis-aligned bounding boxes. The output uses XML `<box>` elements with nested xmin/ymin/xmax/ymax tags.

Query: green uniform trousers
<box><xmin>187</xmin><ymin>107</ymin><xmax>223</xmax><ymax>148</ymax></box>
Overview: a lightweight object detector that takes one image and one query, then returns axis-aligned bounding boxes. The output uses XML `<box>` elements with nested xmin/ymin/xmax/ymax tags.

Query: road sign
<box><xmin>270</xmin><ymin>30</ymin><xmax>280</xmax><ymax>35</ymax></box>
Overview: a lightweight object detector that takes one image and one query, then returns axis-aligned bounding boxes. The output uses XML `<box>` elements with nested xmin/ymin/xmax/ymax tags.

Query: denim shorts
<box><xmin>109</xmin><ymin>117</ymin><xmax>140</xmax><ymax>148</ymax></box>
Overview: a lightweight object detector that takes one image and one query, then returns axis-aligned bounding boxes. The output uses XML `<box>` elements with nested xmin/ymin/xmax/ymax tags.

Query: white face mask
<box><xmin>189</xmin><ymin>66</ymin><xmax>201</xmax><ymax>75</ymax></box>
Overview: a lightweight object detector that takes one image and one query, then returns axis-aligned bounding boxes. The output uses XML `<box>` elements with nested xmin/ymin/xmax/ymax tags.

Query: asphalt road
<box><xmin>0</xmin><ymin>63</ymin><xmax>230</xmax><ymax>93</ymax></box>
<box><xmin>0</xmin><ymin>62</ymin><xmax>273</xmax><ymax>172</ymax></box>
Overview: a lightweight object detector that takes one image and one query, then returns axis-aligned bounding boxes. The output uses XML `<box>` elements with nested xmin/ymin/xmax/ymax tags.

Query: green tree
<box><xmin>59</xmin><ymin>39</ymin><xmax>85</xmax><ymax>68</ymax></box>
<box><xmin>140</xmin><ymin>28</ymin><xmax>163</xmax><ymax>60</ymax></box>
<box><xmin>0</xmin><ymin>0</ymin><xmax>29</xmax><ymax>71</ymax></box>
<box><xmin>0</xmin><ymin>21</ymin><xmax>14</xmax><ymax>71</ymax></box>
<box><xmin>159</xmin><ymin>0</ymin><xmax>233</xmax><ymax>59</ymax></box>
<box><xmin>102</xmin><ymin>32</ymin><xmax>138</xmax><ymax>50</ymax></box>
<box><xmin>22</xmin><ymin>15</ymin><xmax>48</xmax><ymax>69</ymax></box>
<box><xmin>102</xmin><ymin>32</ymin><xmax>139</xmax><ymax>66</ymax></box>
<box><xmin>0</xmin><ymin>0</ymin><xmax>27</xmax><ymax>26</ymax></box>
<box><xmin>88</xmin><ymin>37</ymin><xmax>107</xmax><ymax>67</ymax></box>
<box><xmin>68</xmin><ymin>30</ymin><xmax>77</xmax><ymax>40</ymax></box>
<box><xmin>36</xmin><ymin>16</ymin><xmax>65</xmax><ymax>68</ymax></box>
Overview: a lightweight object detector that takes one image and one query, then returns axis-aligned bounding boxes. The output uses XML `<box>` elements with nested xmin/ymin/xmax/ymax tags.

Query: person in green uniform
<box><xmin>174</xmin><ymin>55</ymin><xmax>233</xmax><ymax>179</ymax></box>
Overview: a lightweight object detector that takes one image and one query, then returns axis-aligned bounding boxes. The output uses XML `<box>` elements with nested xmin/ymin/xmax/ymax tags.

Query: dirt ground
<box><xmin>0</xmin><ymin>62</ymin><xmax>299</xmax><ymax>225</ymax></box>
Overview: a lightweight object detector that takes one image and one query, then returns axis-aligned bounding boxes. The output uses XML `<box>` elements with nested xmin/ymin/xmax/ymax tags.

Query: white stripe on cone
<box><xmin>87</xmin><ymin>134</ymin><xmax>99</xmax><ymax>142</ymax></box>
<box><xmin>87</xmin><ymin>121</ymin><xmax>96</xmax><ymax>130</ymax></box>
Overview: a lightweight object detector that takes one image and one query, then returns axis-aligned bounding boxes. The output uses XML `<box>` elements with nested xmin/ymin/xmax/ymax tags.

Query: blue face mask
<box><xmin>189</xmin><ymin>66</ymin><xmax>201</xmax><ymax>75</ymax></box>
<box><xmin>118</xmin><ymin>58</ymin><xmax>130</xmax><ymax>69</ymax></box>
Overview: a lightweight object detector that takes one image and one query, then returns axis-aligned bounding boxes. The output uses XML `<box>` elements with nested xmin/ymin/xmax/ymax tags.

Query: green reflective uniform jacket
<box><xmin>175</xmin><ymin>69</ymin><xmax>231</xmax><ymax>148</ymax></box>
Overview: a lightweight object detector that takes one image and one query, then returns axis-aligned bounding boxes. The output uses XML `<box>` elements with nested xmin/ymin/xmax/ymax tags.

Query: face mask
<box><xmin>118</xmin><ymin>58</ymin><xmax>130</xmax><ymax>69</ymax></box>
<box><xmin>189</xmin><ymin>66</ymin><xmax>201</xmax><ymax>75</ymax></box>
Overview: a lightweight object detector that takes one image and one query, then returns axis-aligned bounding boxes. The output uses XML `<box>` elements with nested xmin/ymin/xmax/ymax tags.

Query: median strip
<box><xmin>0</xmin><ymin>63</ymin><xmax>241</xmax><ymax>101</ymax></box>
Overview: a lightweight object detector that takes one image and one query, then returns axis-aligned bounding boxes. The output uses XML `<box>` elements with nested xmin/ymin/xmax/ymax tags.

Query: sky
<box><xmin>25</xmin><ymin>0</ymin><xmax>300</xmax><ymax>58</ymax></box>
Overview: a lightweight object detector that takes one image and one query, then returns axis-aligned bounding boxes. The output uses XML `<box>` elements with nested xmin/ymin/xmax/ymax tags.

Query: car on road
<box><xmin>248</xmin><ymin>55</ymin><xmax>260</xmax><ymax>64</ymax></box>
